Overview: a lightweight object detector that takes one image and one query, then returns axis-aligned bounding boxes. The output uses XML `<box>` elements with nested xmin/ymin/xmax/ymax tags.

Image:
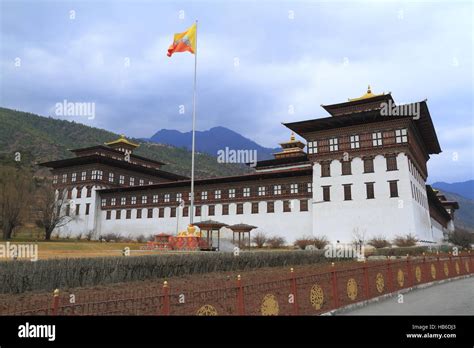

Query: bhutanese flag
<box><xmin>167</xmin><ymin>23</ymin><xmax>197</xmax><ymax>57</ymax></box>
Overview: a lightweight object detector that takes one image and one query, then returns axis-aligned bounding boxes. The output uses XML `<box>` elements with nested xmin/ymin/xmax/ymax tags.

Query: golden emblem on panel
<box><xmin>196</xmin><ymin>304</ymin><xmax>218</xmax><ymax>316</ymax></box>
<box><xmin>261</xmin><ymin>294</ymin><xmax>279</xmax><ymax>316</ymax></box>
<box><xmin>397</xmin><ymin>269</ymin><xmax>404</xmax><ymax>287</ymax></box>
<box><xmin>431</xmin><ymin>264</ymin><xmax>437</xmax><ymax>279</ymax></box>
<box><xmin>310</xmin><ymin>284</ymin><xmax>324</xmax><ymax>310</ymax></box>
<box><xmin>375</xmin><ymin>273</ymin><xmax>384</xmax><ymax>293</ymax></box>
<box><xmin>455</xmin><ymin>261</ymin><xmax>460</xmax><ymax>275</ymax></box>
<box><xmin>346</xmin><ymin>278</ymin><xmax>358</xmax><ymax>300</ymax></box>
<box><xmin>465</xmin><ymin>261</ymin><xmax>470</xmax><ymax>273</ymax></box>
<box><xmin>443</xmin><ymin>262</ymin><xmax>449</xmax><ymax>276</ymax></box>
<box><xmin>415</xmin><ymin>266</ymin><xmax>422</xmax><ymax>282</ymax></box>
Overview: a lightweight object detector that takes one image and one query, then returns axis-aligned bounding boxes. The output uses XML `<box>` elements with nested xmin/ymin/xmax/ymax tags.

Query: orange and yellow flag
<box><xmin>167</xmin><ymin>23</ymin><xmax>197</xmax><ymax>57</ymax></box>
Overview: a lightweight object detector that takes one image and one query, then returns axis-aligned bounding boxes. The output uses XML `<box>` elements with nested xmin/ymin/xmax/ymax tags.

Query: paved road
<box><xmin>341</xmin><ymin>276</ymin><xmax>474</xmax><ymax>315</ymax></box>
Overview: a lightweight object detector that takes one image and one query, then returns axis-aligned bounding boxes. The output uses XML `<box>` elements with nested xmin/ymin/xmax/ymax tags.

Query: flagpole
<box><xmin>190</xmin><ymin>19</ymin><xmax>198</xmax><ymax>225</ymax></box>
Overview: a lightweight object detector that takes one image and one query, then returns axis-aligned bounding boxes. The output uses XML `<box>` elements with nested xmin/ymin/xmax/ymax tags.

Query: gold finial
<box><xmin>331</xmin><ymin>262</ymin><xmax>335</xmax><ymax>267</ymax></box>
<box><xmin>237</xmin><ymin>275</ymin><xmax>241</xmax><ymax>281</ymax></box>
<box><xmin>367</xmin><ymin>85</ymin><xmax>371</xmax><ymax>94</ymax></box>
<box><xmin>53</xmin><ymin>289</ymin><xmax>60</xmax><ymax>297</ymax></box>
<box><xmin>290</xmin><ymin>132</ymin><xmax>296</xmax><ymax>142</ymax></box>
<box><xmin>290</xmin><ymin>267</ymin><xmax>294</xmax><ymax>273</ymax></box>
<box><xmin>163</xmin><ymin>280</ymin><xmax>168</xmax><ymax>287</ymax></box>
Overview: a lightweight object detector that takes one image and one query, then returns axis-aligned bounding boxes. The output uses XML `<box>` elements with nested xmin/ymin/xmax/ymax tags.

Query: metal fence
<box><xmin>1</xmin><ymin>253</ymin><xmax>472</xmax><ymax>316</ymax></box>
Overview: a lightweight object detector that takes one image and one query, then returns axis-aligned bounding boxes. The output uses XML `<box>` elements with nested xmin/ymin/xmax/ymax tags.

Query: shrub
<box><xmin>294</xmin><ymin>236</ymin><xmax>315</xmax><ymax>250</ymax></box>
<box><xmin>266</xmin><ymin>236</ymin><xmax>286</xmax><ymax>249</ymax></box>
<box><xmin>368</xmin><ymin>236</ymin><xmax>391</xmax><ymax>249</ymax></box>
<box><xmin>393</xmin><ymin>234</ymin><xmax>418</xmax><ymax>247</ymax></box>
<box><xmin>102</xmin><ymin>232</ymin><xmax>123</xmax><ymax>242</ymax></box>
<box><xmin>313</xmin><ymin>236</ymin><xmax>329</xmax><ymax>250</ymax></box>
<box><xmin>369</xmin><ymin>246</ymin><xmax>428</xmax><ymax>257</ymax></box>
<box><xmin>251</xmin><ymin>232</ymin><xmax>267</xmax><ymax>248</ymax></box>
<box><xmin>135</xmin><ymin>234</ymin><xmax>146</xmax><ymax>243</ymax></box>
<box><xmin>447</xmin><ymin>227</ymin><xmax>474</xmax><ymax>249</ymax></box>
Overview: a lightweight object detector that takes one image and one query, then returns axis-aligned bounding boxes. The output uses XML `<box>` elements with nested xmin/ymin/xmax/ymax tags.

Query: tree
<box><xmin>446</xmin><ymin>227</ymin><xmax>474</xmax><ymax>249</ymax></box>
<box><xmin>35</xmin><ymin>181</ymin><xmax>74</xmax><ymax>240</ymax></box>
<box><xmin>251</xmin><ymin>231</ymin><xmax>267</xmax><ymax>248</ymax></box>
<box><xmin>0</xmin><ymin>166</ymin><xmax>33</xmax><ymax>240</ymax></box>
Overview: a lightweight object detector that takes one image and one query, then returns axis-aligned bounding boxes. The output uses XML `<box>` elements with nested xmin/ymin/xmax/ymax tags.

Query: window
<box><xmin>86</xmin><ymin>186</ymin><xmax>92</xmax><ymax>197</ymax></box>
<box><xmin>243</xmin><ymin>187</ymin><xmax>250</xmax><ymax>197</ymax></box>
<box><xmin>85</xmin><ymin>203</ymin><xmax>90</xmax><ymax>215</ymax></box>
<box><xmin>386</xmin><ymin>155</ymin><xmax>398</xmax><ymax>171</ymax></box>
<box><xmin>258</xmin><ymin>186</ymin><xmax>266</xmax><ymax>196</ymax></box>
<box><xmin>119</xmin><ymin>175</ymin><xmax>125</xmax><ymax>185</ymax></box>
<box><xmin>131</xmin><ymin>196</ymin><xmax>137</xmax><ymax>205</ymax></box>
<box><xmin>139</xmin><ymin>179</ymin><xmax>144</xmax><ymax>186</ymax></box>
<box><xmin>53</xmin><ymin>175</ymin><xmax>58</xmax><ymax>184</ymax></box>
<box><xmin>229</xmin><ymin>189</ymin><xmax>236</xmax><ymax>198</ymax></box>
<box><xmin>372</xmin><ymin>132</ymin><xmax>383</xmax><ymax>147</ymax></box>
<box><xmin>208</xmin><ymin>205</ymin><xmax>215</xmax><ymax>216</ymax></box>
<box><xmin>395</xmin><ymin>128</ymin><xmax>408</xmax><ymax>143</ymax></box>
<box><xmin>121</xmin><ymin>197</ymin><xmax>126</xmax><ymax>205</ymax></box>
<box><xmin>236</xmin><ymin>203</ymin><xmax>243</xmax><ymax>214</ymax></box>
<box><xmin>152</xmin><ymin>194</ymin><xmax>159</xmax><ymax>203</ymax></box>
<box><xmin>308</xmin><ymin>140</ymin><xmax>318</xmax><ymax>154</ymax></box>
<box><xmin>366</xmin><ymin>182</ymin><xmax>375</xmax><ymax>199</ymax></box>
<box><xmin>98</xmin><ymin>171</ymin><xmax>103</xmax><ymax>180</ymax></box>
<box><xmin>222</xmin><ymin>204</ymin><xmax>229</xmax><ymax>215</ymax></box>
<box><xmin>389</xmin><ymin>181</ymin><xmax>399</xmax><ymax>198</ymax></box>
<box><xmin>147</xmin><ymin>208</ymin><xmax>153</xmax><ymax>218</ymax></box>
<box><xmin>170</xmin><ymin>207</ymin><xmax>176</xmax><ymax>217</ymax></box>
<box><xmin>215</xmin><ymin>190</ymin><xmax>221</xmax><ymax>199</ymax></box>
<box><xmin>62</xmin><ymin>173</ymin><xmax>67</xmax><ymax>183</ymax></box>
<box><xmin>267</xmin><ymin>201</ymin><xmax>274</xmax><ymax>213</ymax></box>
<box><xmin>274</xmin><ymin>185</ymin><xmax>282</xmax><ymax>195</ymax></box>
<box><xmin>126</xmin><ymin>210</ymin><xmax>131</xmax><ymax>219</ymax></box>
<box><xmin>116</xmin><ymin>210</ymin><xmax>121</xmax><ymax>219</ymax></box>
<box><xmin>149</xmin><ymin>181</ymin><xmax>153</xmax><ymax>185</ymax></box>
<box><xmin>77</xmin><ymin>188</ymin><xmax>82</xmax><ymax>198</ymax></box>
<box><xmin>290</xmin><ymin>184</ymin><xmax>298</xmax><ymax>194</ymax></box>
<box><xmin>176</xmin><ymin>193</ymin><xmax>182</xmax><ymax>202</ymax></box>
<box><xmin>350</xmin><ymin>135</ymin><xmax>360</xmax><ymax>149</ymax></box>
<box><xmin>101</xmin><ymin>199</ymin><xmax>106</xmax><ymax>207</ymax></box>
<box><xmin>307</xmin><ymin>183</ymin><xmax>312</xmax><ymax>193</ymax></box>
<box><xmin>322</xmin><ymin>186</ymin><xmax>330</xmax><ymax>202</ymax></box>
<box><xmin>71</xmin><ymin>173</ymin><xmax>77</xmax><ymax>182</ymax></box>
<box><xmin>164</xmin><ymin>194</ymin><xmax>170</xmax><ymax>203</ymax></box>
<box><xmin>67</xmin><ymin>189</ymin><xmax>72</xmax><ymax>199</ymax></box>
<box><xmin>343</xmin><ymin>184</ymin><xmax>352</xmax><ymax>201</ymax></box>
<box><xmin>321</xmin><ymin>162</ymin><xmax>331</xmax><ymax>177</ymax></box>
<box><xmin>251</xmin><ymin>202</ymin><xmax>259</xmax><ymax>214</ymax></box>
<box><xmin>329</xmin><ymin>137</ymin><xmax>339</xmax><ymax>151</ymax></box>
<box><xmin>201</xmin><ymin>191</ymin><xmax>208</xmax><ymax>200</ymax></box>
<box><xmin>183</xmin><ymin>206</ymin><xmax>189</xmax><ymax>217</ymax></box>
<box><xmin>109</xmin><ymin>173</ymin><xmax>114</xmax><ymax>183</ymax></box>
<box><xmin>300</xmin><ymin>199</ymin><xmax>308</xmax><ymax>211</ymax></box>
<box><xmin>106</xmin><ymin>210</ymin><xmax>111</xmax><ymax>220</ymax></box>
<box><xmin>129</xmin><ymin>177</ymin><xmax>135</xmax><ymax>186</ymax></box>
<box><xmin>158</xmin><ymin>208</ymin><xmax>164</xmax><ymax>218</ymax></box>
<box><xmin>75</xmin><ymin>204</ymin><xmax>80</xmax><ymax>216</ymax></box>
<box><xmin>195</xmin><ymin>206</ymin><xmax>201</xmax><ymax>216</ymax></box>
<box><xmin>81</xmin><ymin>171</ymin><xmax>87</xmax><ymax>181</ymax></box>
<box><xmin>142</xmin><ymin>195</ymin><xmax>148</xmax><ymax>204</ymax></box>
<box><xmin>137</xmin><ymin>209</ymin><xmax>142</xmax><ymax>219</ymax></box>
<box><xmin>341</xmin><ymin>160</ymin><xmax>351</xmax><ymax>175</ymax></box>
<box><xmin>283</xmin><ymin>200</ymin><xmax>291</xmax><ymax>212</ymax></box>
<box><xmin>363</xmin><ymin>157</ymin><xmax>374</xmax><ymax>173</ymax></box>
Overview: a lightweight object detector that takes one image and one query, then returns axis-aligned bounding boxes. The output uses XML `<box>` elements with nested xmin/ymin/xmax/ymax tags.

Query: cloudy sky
<box><xmin>0</xmin><ymin>0</ymin><xmax>472</xmax><ymax>183</ymax></box>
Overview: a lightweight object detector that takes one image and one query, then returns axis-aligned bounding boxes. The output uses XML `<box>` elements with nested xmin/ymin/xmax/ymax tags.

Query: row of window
<box><xmin>408</xmin><ymin>158</ymin><xmax>425</xmax><ymax>186</ymax></box>
<box><xmin>53</xmin><ymin>170</ymin><xmax>154</xmax><ymax>186</ymax></box>
<box><xmin>308</xmin><ymin>129</ymin><xmax>408</xmax><ymax>154</ymax></box>
<box><xmin>411</xmin><ymin>182</ymin><xmax>428</xmax><ymax>210</ymax></box>
<box><xmin>320</xmin><ymin>155</ymin><xmax>398</xmax><ymax>177</ymax></box>
<box><xmin>104</xmin><ymin>200</ymin><xmax>311</xmax><ymax>220</ymax></box>
<box><xmin>60</xmin><ymin>203</ymin><xmax>91</xmax><ymax>217</ymax></box>
<box><xmin>320</xmin><ymin>181</ymin><xmax>399</xmax><ymax>201</ymax></box>
<box><xmin>101</xmin><ymin>183</ymin><xmax>313</xmax><ymax>207</ymax></box>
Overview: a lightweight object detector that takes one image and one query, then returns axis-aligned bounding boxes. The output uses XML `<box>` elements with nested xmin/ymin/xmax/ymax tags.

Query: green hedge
<box><xmin>0</xmin><ymin>251</ymin><xmax>329</xmax><ymax>294</ymax></box>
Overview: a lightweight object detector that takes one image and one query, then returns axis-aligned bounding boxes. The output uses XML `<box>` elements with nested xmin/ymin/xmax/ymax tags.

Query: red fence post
<box><xmin>236</xmin><ymin>275</ymin><xmax>245</xmax><ymax>315</ymax></box>
<box><xmin>436</xmin><ymin>251</ymin><xmax>442</xmax><ymax>279</ymax></box>
<box><xmin>406</xmin><ymin>255</ymin><xmax>412</xmax><ymax>287</ymax></box>
<box><xmin>161</xmin><ymin>281</ymin><xmax>170</xmax><ymax>315</ymax></box>
<box><xmin>386</xmin><ymin>257</ymin><xmax>393</xmax><ymax>292</ymax></box>
<box><xmin>363</xmin><ymin>260</ymin><xmax>370</xmax><ymax>300</ymax></box>
<box><xmin>290</xmin><ymin>268</ymin><xmax>299</xmax><ymax>315</ymax></box>
<box><xmin>52</xmin><ymin>289</ymin><xmax>60</xmax><ymax>316</ymax></box>
<box><xmin>330</xmin><ymin>263</ymin><xmax>339</xmax><ymax>309</ymax></box>
<box><xmin>422</xmin><ymin>252</ymin><xmax>427</xmax><ymax>283</ymax></box>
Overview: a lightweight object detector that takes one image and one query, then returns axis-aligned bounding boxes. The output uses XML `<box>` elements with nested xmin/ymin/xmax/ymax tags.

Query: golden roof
<box><xmin>348</xmin><ymin>85</ymin><xmax>384</xmax><ymax>102</ymax></box>
<box><xmin>105</xmin><ymin>134</ymin><xmax>139</xmax><ymax>148</ymax></box>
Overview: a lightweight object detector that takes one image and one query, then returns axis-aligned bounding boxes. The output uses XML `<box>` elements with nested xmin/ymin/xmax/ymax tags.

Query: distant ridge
<box><xmin>432</xmin><ymin>180</ymin><xmax>474</xmax><ymax>200</ymax></box>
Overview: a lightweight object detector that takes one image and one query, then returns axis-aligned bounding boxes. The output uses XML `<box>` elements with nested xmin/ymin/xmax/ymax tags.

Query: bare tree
<box><xmin>0</xmin><ymin>167</ymin><xmax>33</xmax><ymax>240</ymax></box>
<box><xmin>35</xmin><ymin>182</ymin><xmax>74</xmax><ymax>240</ymax></box>
<box><xmin>251</xmin><ymin>231</ymin><xmax>267</xmax><ymax>248</ymax></box>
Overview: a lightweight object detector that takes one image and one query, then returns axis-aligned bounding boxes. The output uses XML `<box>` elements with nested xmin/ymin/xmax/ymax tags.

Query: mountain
<box><xmin>149</xmin><ymin>126</ymin><xmax>280</xmax><ymax>161</ymax></box>
<box><xmin>436</xmin><ymin>189</ymin><xmax>474</xmax><ymax>232</ymax></box>
<box><xmin>0</xmin><ymin>107</ymin><xmax>251</xmax><ymax>178</ymax></box>
<box><xmin>432</xmin><ymin>180</ymin><xmax>474</xmax><ymax>200</ymax></box>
